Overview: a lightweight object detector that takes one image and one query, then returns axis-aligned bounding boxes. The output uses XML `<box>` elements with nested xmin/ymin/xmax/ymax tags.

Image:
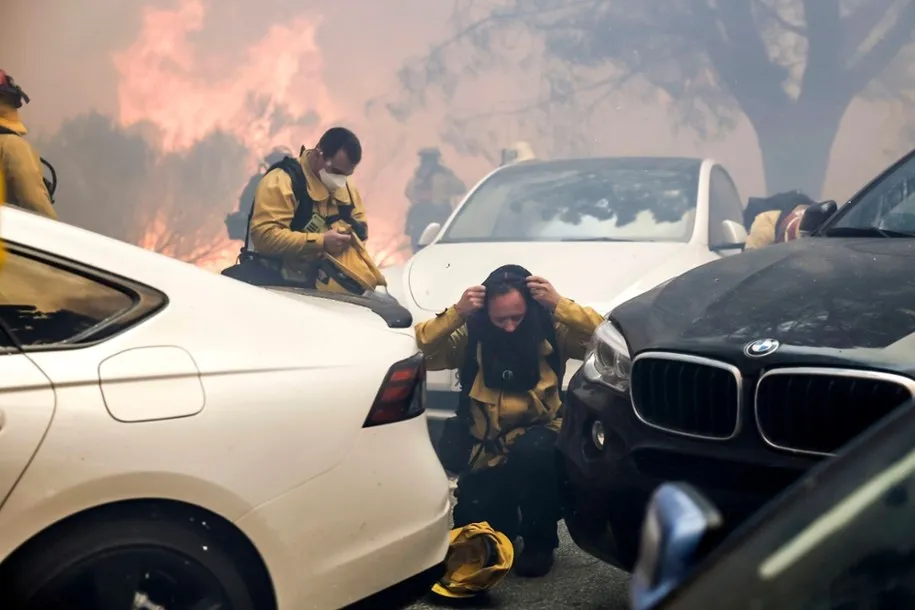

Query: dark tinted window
<box><xmin>440</xmin><ymin>160</ymin><xmax>700</xmax><ymax>243</ymax></box>
<box><xmin>833</xmin><ymin>153</ymin><xmax>915</xmax><ymax>233</ymax></box>
<box><xmin>0</xmin><ymin>250</ymin><xmax>136</xmax><ymax>347</ymax></box>
<box><xmin>0</xmin><ymin>321</ymin><xmax>16</xmax><ymax>351</ymax></box>
<box><xmin>665</xmin><ymin>403</ymin><xmax>915</xmax><ymax>610</ymax></box>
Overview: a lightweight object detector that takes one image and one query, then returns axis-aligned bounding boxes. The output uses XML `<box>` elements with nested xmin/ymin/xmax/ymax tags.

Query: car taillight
<box><xmin>364</xmin><ymin>353</ymin><xmax>425</xmax><ymax>427</ymax></box>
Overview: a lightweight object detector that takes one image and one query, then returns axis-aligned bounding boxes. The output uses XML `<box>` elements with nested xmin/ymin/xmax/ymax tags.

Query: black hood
<box><xmin>613</xmin><ymin>237</ymin><xmax>915</xmax><ymax>354</ymax></box>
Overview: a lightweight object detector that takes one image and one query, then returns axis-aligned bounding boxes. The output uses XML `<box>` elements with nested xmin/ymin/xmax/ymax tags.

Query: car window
<box><xmin>707</xmin><ymin>166</ymin><xmax>744</xmax><ymax>246</ymax></box>
<box><xmin>831</xmin><ymin>153</ymin><xmax>915</xmax><ymax>233</ymax></box>
<box><xmin>0</xmin><ymin>250</ymin><xmax>137</xmax><ymax>347</ymax></box>
<box><xmin>664</xmin><ymin>401</ymin><xmax>915</xmax><ymax>610</ymax></box>
<box><xmin>439</xmin><ymin>160</ymin><xmax>701</xmax><ymax>243</ymax></box>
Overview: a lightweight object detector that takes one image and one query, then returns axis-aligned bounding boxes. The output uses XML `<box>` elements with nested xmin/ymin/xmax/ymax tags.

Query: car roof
<box><xmin>0</xmin><ymin>205</ymin><xmax>257</xmax><ymax>308</ymax></box>
<box><xmin>495</xmin><ymin>156</ymin><xmax>708</xmax><ymax>175</ymax></box>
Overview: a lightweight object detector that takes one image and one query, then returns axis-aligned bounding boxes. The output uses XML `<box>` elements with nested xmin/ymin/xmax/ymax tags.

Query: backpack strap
<box><xmin>322</xmin><ymin>184</ymin><xmax>368</xmax><ymax>241</ymax></box>
<box><xmin>241</xmin><ymin>156</ymin><xmax>314</xmax><ymax>256</ymax></box>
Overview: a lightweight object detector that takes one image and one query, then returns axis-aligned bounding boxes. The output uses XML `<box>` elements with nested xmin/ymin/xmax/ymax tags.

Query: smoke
<box><xmin>9</xmin><ymin>0</ymin><xmax>425</xmax><ymax>269</ymax></box>
<box><xmin>35</xmin><ymin>112</ymin><xmax>251</xmax><ymax>269</ymax></box>
<box><xmin>112</xmin><ymin>0</ymin><xmax>333</xmax><ymax>154</ymax></box>
<box><xmin>5</xmin><ymin>0</ymin><xmax>915</xmax><ymax>272</ymax></box>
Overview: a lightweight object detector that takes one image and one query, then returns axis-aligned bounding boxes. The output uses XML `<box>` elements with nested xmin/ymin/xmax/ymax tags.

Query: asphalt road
<box><xmin>407</xmin><ymin>521</ymin><xmax>630</xmax><ymax>610</ymax></box>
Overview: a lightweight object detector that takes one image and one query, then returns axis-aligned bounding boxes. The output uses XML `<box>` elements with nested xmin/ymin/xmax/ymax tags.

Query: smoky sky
<box><xmin>4</xmin><ymin>0</ymin><xmax>915</xmax><ymax>268</ymax></box>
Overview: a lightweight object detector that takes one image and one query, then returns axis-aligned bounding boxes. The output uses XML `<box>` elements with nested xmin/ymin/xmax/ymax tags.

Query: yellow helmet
<box><xmin>430</xmin><ymin>522</ymin><xmax>514</xmax><ymax>599</ymax></box>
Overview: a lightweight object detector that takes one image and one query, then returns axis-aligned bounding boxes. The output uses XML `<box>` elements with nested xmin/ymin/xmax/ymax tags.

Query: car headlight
<box><xmin>582</xmin><ymin>320</ymin><xmax>632</xmax><ymax>393</ymax></box>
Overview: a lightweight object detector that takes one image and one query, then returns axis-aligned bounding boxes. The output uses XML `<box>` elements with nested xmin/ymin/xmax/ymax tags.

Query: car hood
<box><xmin>408</xmin><ymin>241</ymin><xmax>693</xmax><ymax>313</ymax></box>
<box><xmin>613</xmin><ymin>237</ymin><xmax>915</xmax><ymax>354</ymax></box>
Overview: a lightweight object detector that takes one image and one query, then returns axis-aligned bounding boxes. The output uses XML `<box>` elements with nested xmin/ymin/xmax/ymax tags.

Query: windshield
<box><xmin>665</xmin><ymin>401</ymin><xmax>915</xmax><ymax>610</ymax></box>
<box><xmin>439</xmin><ymin>161</ymin><xmax>700</xmax><ymax>244</ymax></box>
<box><xmin>827</xmin><ymin>153</ymin><xmax>915</xmax><ymax>235</ymax></box>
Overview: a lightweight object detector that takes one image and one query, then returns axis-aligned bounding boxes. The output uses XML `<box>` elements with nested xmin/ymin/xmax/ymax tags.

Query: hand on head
<box><xmin>526</xmin><ymin>276</ymin><xmax>561</xmax><ymax>311</ymax></box>
<box><xmin>455</xmin><ymin>274</ymin><xmax>561</xmax><ymax>318</ymax></box>
<box><xmin>455</xmin><ymin>285</ymin><xmax>486</xmax><ymax>317</ymax></box>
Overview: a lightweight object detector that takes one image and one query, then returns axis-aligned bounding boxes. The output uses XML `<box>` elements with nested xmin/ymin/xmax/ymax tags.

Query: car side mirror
<box><xmin>709</xmin><ymin>220</ymin><xmax>747</xmax><ymax>252</ymax></box>
<box><xmin>417</xmin><ymin>222</ymin><xmax>442</xmax><ymax>248</ymax></box>
<box><xmin>630</xmin><ymin>483</ymin><xmax>725</xmax><ymax>610</ymax></box>
<box><xmin>799</xmin><ymin>200</ymin><xmax>838</xmax><ymax>235</ymax></box>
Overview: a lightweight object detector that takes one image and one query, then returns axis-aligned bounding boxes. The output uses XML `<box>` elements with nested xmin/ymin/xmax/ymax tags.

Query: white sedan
<box><xmin>0</xmin><ymin>206</ymin><xmax>450</xmax><ymax>609</ymax></box>
<box><xmin>383</xmin><ymin>156</ymin><xmax>749</xmax><ymax>429</ymax></box>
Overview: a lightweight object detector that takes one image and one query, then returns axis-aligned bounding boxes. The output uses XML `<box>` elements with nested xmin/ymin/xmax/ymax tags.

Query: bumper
<box><xmin>236</xmin><ymin>414</ymin><xmax>451</xmax><ymax>610</ymax></box>
<box><xmin>345</xmin><ymin>561</ymin><xmax>446</xmax><ymax>609</ymax></box>
<box><xmin>557</xmin><ymin>370</ymin><xmax>821</xmax><ymax>571</ymax></box>
<box><xmin>425</xmin><ymin>390</ymin><xmax>460</xmax><ymax>451</ymax></box>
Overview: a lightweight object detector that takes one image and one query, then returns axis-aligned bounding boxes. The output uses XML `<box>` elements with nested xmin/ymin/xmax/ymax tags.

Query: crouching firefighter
<box><xmin>221</xmin><ymin>127</ymin><xmax>386</xmax><ymax>295</ymax></box>
<box><xmin>417</xmin><ymin>265</ymin><xmax>602</xmax><ymax>577</ymax></box>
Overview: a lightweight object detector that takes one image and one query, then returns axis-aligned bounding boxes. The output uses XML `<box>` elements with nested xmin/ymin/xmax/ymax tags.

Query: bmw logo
<box><xmin>745</xmin><ymin>338</ymin><xmax>780</xmax><ymax>358</ymax></box>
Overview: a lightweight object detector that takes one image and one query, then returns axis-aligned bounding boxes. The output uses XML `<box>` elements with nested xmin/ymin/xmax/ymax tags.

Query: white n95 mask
<box><xmin>319</xmin><ymin>169</ymin><xmax>348</xmax><ymax>191</ymax></box>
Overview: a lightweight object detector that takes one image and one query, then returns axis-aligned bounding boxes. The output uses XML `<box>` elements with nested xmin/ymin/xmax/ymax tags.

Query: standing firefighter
<box><xmin>0</xmin><ymin>70</ymin><xmax>56</xmax><ymax>220</ymax></box>
<box><xmin>404</xmin><ymin>147</ymin><xmax>466</xmax><ymax>252</ymax></box>
<box><xmin>744</xmin><ymin>190</ymin><xmax>817</xmax><ymax>250</ymax></box>
<box><xmin>221</xmin><ymin>127</ymin><xmax>385</xmax><ymax>295</ymax></box>
<box><xmin>417</xmin><ymin>265</ymin><xmax>602</xmax><ymax>577</ymax></box>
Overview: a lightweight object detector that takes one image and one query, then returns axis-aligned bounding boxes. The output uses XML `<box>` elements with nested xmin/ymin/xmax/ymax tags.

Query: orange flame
<box><xmin>113</xmin><ymin>0</ymin><xmax>335</xmax><ymax>155</ymax></box>
<box><xmin>110</xmin><ymin>0</ymin><xmax>413</xmax><ymax>271</ymax></box>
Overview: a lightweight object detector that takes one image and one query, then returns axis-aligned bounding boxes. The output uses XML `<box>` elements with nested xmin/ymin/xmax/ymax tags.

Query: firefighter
<box><xmin>245</xmin><ymin>127</ymin><xmax>378</xmax><ymax>290</ymax></box>
<box><xmin>0</xmin><ymin>70</ymin><xmax>56</xmax><ymax>220</ymax></box>
<box><xmin>404</xmin><ymin>147</ymin><xmax>466</xmax><ymax>252</ymax></box>
<box><xmin>416</xmin><ymin>264</ymin><xmax>602</xmax><ymax>577</ymax></box>
<box><xmin>744</xmin><ymin>190</ymin><xmax>817</xmax><ymax>250</ymax></box>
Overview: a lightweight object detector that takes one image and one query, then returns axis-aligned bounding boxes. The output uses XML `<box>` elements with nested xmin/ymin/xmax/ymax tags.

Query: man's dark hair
<box><xmin>318</xmin><ymin>127</ymin><xmax>362</xmax><ymax>165</ymax></box>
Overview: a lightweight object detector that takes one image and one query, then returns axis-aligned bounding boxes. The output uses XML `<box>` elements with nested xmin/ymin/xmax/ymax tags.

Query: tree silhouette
<box><xmin>35</xmin><ymin>112</ymin><xmax>250</xmax><ymax>264</ymax></box>
<box><xmin>386</xmin><ymin>0</ymin><xmax>915</xmax><ymax>197</ymax></box>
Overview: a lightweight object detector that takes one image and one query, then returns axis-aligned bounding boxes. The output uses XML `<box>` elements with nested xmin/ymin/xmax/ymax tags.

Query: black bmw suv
<box><xmin>558</xmin><ymin>146</ymin><xmax>915</xmax><ymax>571</ymax></box>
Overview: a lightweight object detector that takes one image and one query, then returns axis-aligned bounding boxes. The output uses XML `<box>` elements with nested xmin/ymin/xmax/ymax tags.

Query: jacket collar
<box><xmin>0</xmin><ymin>104</ymin><xmax>26</xmax><ymax>135</ymax></box>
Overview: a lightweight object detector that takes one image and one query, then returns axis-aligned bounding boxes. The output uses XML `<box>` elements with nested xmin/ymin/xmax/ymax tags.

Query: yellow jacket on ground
<box><xmin>415</xmin><ymin>299</ymin><xmax>603</xmax><ymax>469</ymax></box>
<box><xmin>0</xmin><ymin>104</ymin><xmax>56</xmax><ymax>220</ymax></box>
<box><xmin>249</xmin><ymin>149</ymin><xmax>372</xmax><ymax>286</ymax></box>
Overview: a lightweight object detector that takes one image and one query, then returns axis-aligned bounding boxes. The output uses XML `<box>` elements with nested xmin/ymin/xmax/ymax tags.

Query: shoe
<box><xmin>513</xmin><ymin>548</ymin><xmax>554</xmax><ymax>578</ymax></box>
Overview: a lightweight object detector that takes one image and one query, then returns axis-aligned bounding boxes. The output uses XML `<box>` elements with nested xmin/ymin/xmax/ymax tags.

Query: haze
<box><xmin>4</xmin><ymin>0</ymin><xmax>913</xmax><ymax>269</ymax></box>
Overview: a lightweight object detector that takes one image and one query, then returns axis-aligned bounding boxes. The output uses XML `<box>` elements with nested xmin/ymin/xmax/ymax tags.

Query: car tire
<box><xmin>0</xmin><ymin>512</ymin><xmax>267</xmax><ymax>610</ymax></box>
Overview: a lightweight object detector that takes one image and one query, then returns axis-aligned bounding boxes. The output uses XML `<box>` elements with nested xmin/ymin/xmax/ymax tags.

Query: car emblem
<box><xmin>745</xmin><ymin>338</ymin><xmax>780</xmax><ymax>358</ymax></box>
